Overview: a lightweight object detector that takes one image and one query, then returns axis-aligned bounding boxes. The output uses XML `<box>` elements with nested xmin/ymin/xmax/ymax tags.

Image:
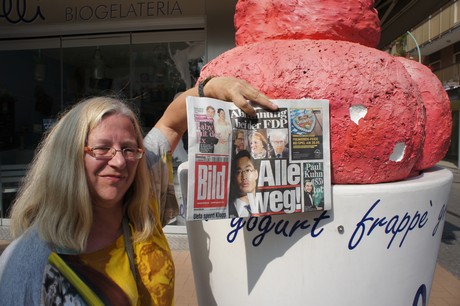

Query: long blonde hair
<box><xmin>10</xmin><ymin>97</ymin><xmax>155</xmax><ymax>252</ymax></box>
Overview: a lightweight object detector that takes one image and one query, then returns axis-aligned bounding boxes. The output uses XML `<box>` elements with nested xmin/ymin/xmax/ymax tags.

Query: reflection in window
<box><xmin>0</xmin><ymin>35</ymin><xmax>204</xmax><ymax>161</ymax></box>
<box><xmin>0</xmin><ymin>33</ymin><xmax>204</xmax><ymax>226</ymax></box>
<box><xmin>132</xmin><ymin>41</ymin><xmax>204</xmax><ymax>129</ymax></box>
<box><xmin>0</xmin><ymin>48</ymin><xmax>61</xmax><ymax>156</ymax></box>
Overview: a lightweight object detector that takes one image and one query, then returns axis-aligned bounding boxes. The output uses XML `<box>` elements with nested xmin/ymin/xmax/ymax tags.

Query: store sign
<box><xmin>0</xmin><ymin>0</ymin><xmax>45</xmax><ymax>23</ymax></box>
<box><xmin>65</xmin><ymin>3</ymin><xmax>184</xmax><ymax>21</ymax></box>
<box><xmin>0</xmin><ymin>0</ymin><xmax>204</xmax><ymax>25</ymax></box>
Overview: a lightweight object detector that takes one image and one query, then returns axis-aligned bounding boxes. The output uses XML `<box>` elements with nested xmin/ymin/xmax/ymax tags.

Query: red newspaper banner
<box><xmin>194</xmin><ymin>160</ymin><xmax>229</xmax><ymax>208</ymax></box>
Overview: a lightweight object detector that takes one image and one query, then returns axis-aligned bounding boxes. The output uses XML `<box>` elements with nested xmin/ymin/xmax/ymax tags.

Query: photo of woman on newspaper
<box><xmin>214</xmin><ymin>108</ymin><xmax>232</xmax><ymax>154</ymax></box>
<box><xmin>248</xmin><ymin>130</ymin><xmax>271</xmax><ymax>159</ymax></box>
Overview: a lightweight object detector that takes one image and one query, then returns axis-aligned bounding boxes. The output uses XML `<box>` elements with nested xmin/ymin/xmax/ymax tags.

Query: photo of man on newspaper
<box><xmin>303</xmin><ymin>162</ymin><xmax>325</xmax><ymax>211</ymax></box>
<box><xmin>303</xmin><ymin>180</ymin><xmax>317</xmax><ymax>211</ymax></box>
<box><xmin>229</xmin><ymin>150</ymin><xmax>258</xmax><ymax>217</ymax></box>
<box><xmin>268</xmin><ymin>128</ymin><xmax>289</xmax><ymax>159</ymax></box>
<box><xmin>232</xmin><ymin>130</ymin><xmax>246</xmax><ymax>155</ymax></box>
<box><xmin>198</xmin><ymin>105</ymin><xmax>219</xmax><ymax>153</ymax></box>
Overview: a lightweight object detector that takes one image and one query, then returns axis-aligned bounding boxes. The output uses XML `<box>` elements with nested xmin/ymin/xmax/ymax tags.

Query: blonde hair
<box><xmin>10</xmin><ymin>97</ymin><xmax>155</xmax><ymax>252</ymax></box>
<box><xmin>249</xmin><ymin>131</ymin><xmax>268</xmax><ymax>147</ymax></box>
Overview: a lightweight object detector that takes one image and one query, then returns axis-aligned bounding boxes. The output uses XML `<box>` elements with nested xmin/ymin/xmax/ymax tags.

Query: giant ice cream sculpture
<box><xmin>201</xmin><ymin>0</ymin><xmax>452</xmax><ymax>184</ymax></box>
<box><xmin>181</xmin><ymin>0</ymin><xmax>454</xmax><ymax>305</ymax></box>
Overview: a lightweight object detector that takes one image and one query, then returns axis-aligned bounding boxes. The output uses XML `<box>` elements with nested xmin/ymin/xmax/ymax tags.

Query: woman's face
<box><xmin>218</xmin><ymin>110</ymin><xmax>225</xmax><ymax>119</ymax></box>
<box><xmin>250</xmin><ymin>135</ymin><xmax>264</xmax><ymax>154</ymax></box>
<box><xmin>84</xmin><ymin>114</ymin><xmax>140</xmax><ymax>208</ymax></box>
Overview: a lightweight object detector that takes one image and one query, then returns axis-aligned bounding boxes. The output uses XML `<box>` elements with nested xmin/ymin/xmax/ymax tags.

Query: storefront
<box><xmin>0</xmin><ymin>0</ymin><xmax>237</xmax><ymax>227</ymax></box>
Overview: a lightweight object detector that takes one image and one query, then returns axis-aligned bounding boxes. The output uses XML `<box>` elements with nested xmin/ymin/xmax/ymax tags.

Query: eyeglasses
<box><xmin>236</xmin><ymin>168</ymin><xmax>255</xmax><ymax>176</ymax></box>
<box><xmin>85</xmin><ymin>146</ymin><xmax>144</xmax><ymax>161</ymax></box>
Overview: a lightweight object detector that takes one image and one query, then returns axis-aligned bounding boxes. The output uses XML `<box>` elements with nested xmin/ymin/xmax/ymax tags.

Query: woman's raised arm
<box><xmin>154</xmin><ymin>76</ymin><xmax>278</xmax><ymax>151</ymax></box>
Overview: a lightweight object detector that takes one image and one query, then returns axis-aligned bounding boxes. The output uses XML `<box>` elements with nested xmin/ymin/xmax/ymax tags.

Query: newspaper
<box><xmin>185</xmin><ymin>97</ymin><xmax>331</xmax><ymax>221</ymax></box>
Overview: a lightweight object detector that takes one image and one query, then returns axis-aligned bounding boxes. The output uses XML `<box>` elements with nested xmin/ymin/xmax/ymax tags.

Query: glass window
<box><xmin>61</xmin><ymin>35</ymin><xmax>132</xmax><ymax>104</ymax></box>
<box><xmin>0</xmin><ymin>31</ymin><xmax>204</xmax><ymax>225</ymax></box>
<box><xmin>131</xmin><ymin>41</ymin><xmax>204</xmax><ymax>126</ymax></box>
<box><xmin>0</xmin><ymin>47</ymin><xmax>61</xmax><ymax>160</ymax></box>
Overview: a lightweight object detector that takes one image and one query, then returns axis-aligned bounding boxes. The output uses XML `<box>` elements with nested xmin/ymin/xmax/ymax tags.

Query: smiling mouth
<box><xmin>101</xmin><ymin>174</ymin><xmax>124</xmax><ymax>181</ymax></box>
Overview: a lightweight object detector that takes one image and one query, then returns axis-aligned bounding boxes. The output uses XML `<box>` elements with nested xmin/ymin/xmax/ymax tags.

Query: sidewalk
<box><xmin>429</xmin><ymin>264</ymin><xmax>460</xmax><ymax>306</ymax></box>
<box><xmin>168</xmin><ymin>235</ymin><xmax>460</xmax><ymax>306</ymax></box>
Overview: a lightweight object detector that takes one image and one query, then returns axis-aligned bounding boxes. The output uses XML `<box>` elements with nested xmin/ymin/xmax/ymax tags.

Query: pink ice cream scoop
<box><xmin>395</xmin><ymin>57</ymin><xmax>452</xmax><ymax>171</ymax></box>
<box><xmin>234</xmin><ymin>0</ymin><xmax>381</xmax><ymax>48</ymax></box>
<box><xmin>200</xmin><ymin>0</ymin><xmax>452</xmax><ymax>184</ymax></box>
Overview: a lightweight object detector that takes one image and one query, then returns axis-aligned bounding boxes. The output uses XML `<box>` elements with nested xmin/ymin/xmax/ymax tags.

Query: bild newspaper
<box><xmin>185</xmin><ymin>97</ymin><xmax>331</xmax><ymax>221</ymax></box>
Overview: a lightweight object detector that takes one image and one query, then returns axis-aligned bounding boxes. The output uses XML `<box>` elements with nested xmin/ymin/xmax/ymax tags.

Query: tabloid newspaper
<box><xmin>185</xmin><ymin>97</ymin><xmax>331</xmax><ymax>221</ymax></box>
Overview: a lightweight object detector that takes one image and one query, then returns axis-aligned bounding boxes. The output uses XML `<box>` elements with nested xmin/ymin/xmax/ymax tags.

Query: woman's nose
<box><xmin>108</xmin><ymin>150</ymin><xmax>127</xmax><ymax>167</ymax></box>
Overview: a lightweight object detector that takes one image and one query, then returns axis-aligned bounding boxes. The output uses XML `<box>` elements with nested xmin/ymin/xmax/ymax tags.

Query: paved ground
<box><xmin>437</xmin><ymin>161</ymin><xmax>460</xmax><ymax>279</ymax></box>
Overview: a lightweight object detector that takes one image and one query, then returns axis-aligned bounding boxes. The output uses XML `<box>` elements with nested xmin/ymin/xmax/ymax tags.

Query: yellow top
<box><xmin>79</xmin><ymin>203</ymin><xmax>175</xmax><ymax>306</ymax></box>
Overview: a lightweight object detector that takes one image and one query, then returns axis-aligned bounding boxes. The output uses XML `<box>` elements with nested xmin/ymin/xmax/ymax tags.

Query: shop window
<box><xmin>0</xmin><ymin>47</ymin><xmax>61</xmax><ymax>155</ymax></box>
<box><xmin>61</xmin><ymin>35</ymin><xmax>132</xmax><ymax>103</ymax></box>
<box><xmin>0</xmin><ymin>31</ymin><xmax>203</xmax><ymax>162</ymax></box>
<box><xmin>0</xmin><ymin>46</ymin><xmax>61</xmax><ymax>218</ymax></box>
<box><xmin>0</xmin><ymin>31</ymin><xmax>205</xmax><ymax>226</ymax></box>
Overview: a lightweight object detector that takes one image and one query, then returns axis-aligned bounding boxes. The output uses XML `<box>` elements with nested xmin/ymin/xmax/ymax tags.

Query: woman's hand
<box><xmin>155</xmin><ymin>76</ymin><xmax>277</xmax><ymax>151</ymax></box>
<box><xmin>203</xmin><ymin>77</ymin><xmax>278</xmax><ymax>116</ymax></box>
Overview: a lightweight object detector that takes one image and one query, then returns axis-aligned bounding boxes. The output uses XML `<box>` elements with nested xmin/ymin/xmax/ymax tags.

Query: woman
<box><xmin>248</xmin><ymin>130</ymin><xmax>270</xmax><ymax>159</ymax></box>
<box><xmin>214</xmin><ymin>108</ymin><xmax>232</xmax><ymax>154</ymax></box>
<box><xmin>0</xmin><ymin>77</ymin><xmax>277</xmax><ymax>305</ymax></box>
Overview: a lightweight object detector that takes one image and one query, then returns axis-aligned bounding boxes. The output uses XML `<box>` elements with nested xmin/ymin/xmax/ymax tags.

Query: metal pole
<box><xmin>406</xmin><ymin>31</ymin><xmax>421</xmax><ymax>63</ymax></box>
<box><xmin>60</xmin><ymin>37</ymin><xmax>63</xmax><ymax>110</ymax></box>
